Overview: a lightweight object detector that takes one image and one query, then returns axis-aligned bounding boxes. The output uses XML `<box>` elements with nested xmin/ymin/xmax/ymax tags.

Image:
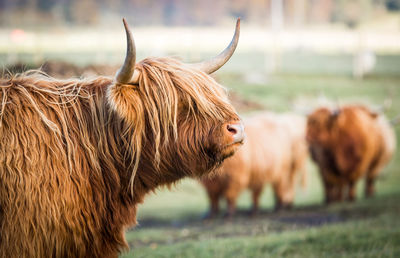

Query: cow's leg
<box><xmin>273</xmin><ymin>181</ymin><xmax>291</xmax><ymax>211</ymax></box>
<box><xmin>327</xmin><ymin>183</ymin><xmax>345</xmax><ymax>203</ymax></box>
<box><xmin>322</xmin><ymin>171</ymin><xmax>346</xmax><ymax>204</ymax></box>
<box><xmin>251</xmin><ymin>186</ymin><xmax>263</xmax><ymax>216</ymax></box>
<box><xmin>203</xmin><ymin>190</ymin><xmax>220</xmax><ymax>219</ymax></box>
<box><xmin>365</xmin><ymin>162</ymin><xmax>383</xmax><ymax>198</ymax></box>
<box><xmin>346</xmin><ymin>181</ymin><xmax>356</xmax><ymax>201</ymax></box>
<box><xmin>365</xmin><ymin>176</ymin><xmax>375</xmax><ymax>198</ymax></box>
<box><xmin>335</xmin><ymin>184</ymin><xmax>345</xmax><ymax>202</ymax></box>
<box><xmin>225</xmin><ymin>196</ymin><xmax>237</xmax><ymax>218</ymax></box>
<box><xmin>209</xmin><ymin>194</ymin><xmax>220</xmax><ymax>218</ymax></box>
<box><xmin>321</xmin><ymin>170</ymin><xmax>332</xmax><ymax>204</ymax></box>
<box><xmin>365</xmin><ymin>163</ymin><xmax>382</xmax><ymax>198</ymax></box>
<box><xmin>323</xmin><ymin>180</ymin><xmax>335</xmax><ymax>204</ymax></box>
<box><xmin>224</xmin><ymin>185</ymin><xmax>241</xmax><ymax>218</ymax></box>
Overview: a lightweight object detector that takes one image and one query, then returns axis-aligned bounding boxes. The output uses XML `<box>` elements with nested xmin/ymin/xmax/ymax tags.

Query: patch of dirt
<box><xmin>130</xmin><ymin>207</ymin><xmax>349</xmax><ymax>248</ymax></box>
<box><xmin>134</xmin><ymin>197</ymin><xmax>395</xmax><ymax>234</ymax></box>
<box><xmin>136</xmin><ymin>207</ymin><xmax>345</xmax><ymax>230</ymax></box>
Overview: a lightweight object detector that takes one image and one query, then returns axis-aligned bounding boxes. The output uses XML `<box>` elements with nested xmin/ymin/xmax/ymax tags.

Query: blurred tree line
<box><xmin>0</xmin><ymin>0</ymin><xmax>399</xmax><ymax>27</ymax></box>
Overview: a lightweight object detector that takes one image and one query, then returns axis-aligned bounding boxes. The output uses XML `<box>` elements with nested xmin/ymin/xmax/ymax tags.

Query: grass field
<box><xmin>2</xmin><ymin>49</ymin><xmax>399</xmax><ymax>257</ymax></box>
<box><xmin>120</xmin><ymin>72</ymin><xmax>400</xmax><ymax>257</ymax></box>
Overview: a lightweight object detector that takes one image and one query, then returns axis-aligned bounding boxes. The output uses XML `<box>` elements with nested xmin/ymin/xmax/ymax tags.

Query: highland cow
<box><xmin>0</xmin><ymin>19</ymin><xmax>244</xmax><ymax>257</ymax></box>
<box><xmin>202</xmin><ymin>112</ymin><xmax>308</xmax><ymax>217</ymax></box>
<box><xmin>306</xmin><ymin>105</ymin><xmax>396</xmax><ymax>203</ymax></box>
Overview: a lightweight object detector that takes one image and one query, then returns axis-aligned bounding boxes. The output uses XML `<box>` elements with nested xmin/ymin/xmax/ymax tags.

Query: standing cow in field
<box><xmin>306</xmin><ymin>105</ymin><xmax>396</xmax><ymax>204</ymax></box>
<box><xmin>0</xmin><ymin>19</ymin><xmax>244</xmax><ymax>257</ymax></box>
<box><xmin>202</xmin><ymin>112</ymin><xmax>308</xmax><ymax>218</ymax></box>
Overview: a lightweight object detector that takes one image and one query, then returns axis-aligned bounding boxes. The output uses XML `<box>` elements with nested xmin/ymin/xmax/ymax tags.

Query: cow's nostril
<box><xmin>227</xmin><ymin>125</ymin><xmax>238</xmax><ymax>135</ymax></box>
<box><xmin>226</xmin><ymin>122</ymin><xmax>245</xmax><ymax>144</ymax></box>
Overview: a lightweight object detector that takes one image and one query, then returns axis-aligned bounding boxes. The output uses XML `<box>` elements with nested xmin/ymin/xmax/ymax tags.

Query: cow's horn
<box><xmin>189</xmin><ymin>18</ymin><xmax>240</xmax><ymax>74</ymax></box>
<box><xmin>116</xmin><ymin>18</ymin><xmax>140</xmax><ymax>84</ymax></box>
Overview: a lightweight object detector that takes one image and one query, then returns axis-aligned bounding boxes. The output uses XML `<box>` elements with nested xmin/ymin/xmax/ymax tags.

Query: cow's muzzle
<box><xmin>226</xmin><ymin>122</ymin><xmax>245</xmax><ymax>144</ymax></box>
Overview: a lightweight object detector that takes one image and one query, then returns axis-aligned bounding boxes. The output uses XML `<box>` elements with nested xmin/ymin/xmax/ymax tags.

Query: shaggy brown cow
<box><xmin>0</xmin><ymin>19</ymin><xmax>244</xmax><ymax>257</ymax></box>
<box><xmin>202</xmin><ymin>112</ymin><xmax>308</xmax><ymax>217</ymax></box>
<box><xmin>306</xmin><ymin>105</ymin><xmax>396</xmax><ymax>203</ymax></box>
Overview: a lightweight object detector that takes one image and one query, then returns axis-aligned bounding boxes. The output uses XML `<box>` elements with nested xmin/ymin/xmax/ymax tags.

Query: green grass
<box><xmin>123</xmin><ymin>207</ymin><xmax>400</xmax><ymax>258</ymax></box>
<box><xmin>123</xmin><ymin>190</ymin><xmax>400</xmax><ymax>258</ymax></box>
<box><xmin>121</xmin><ymin>72</ymin><xmax>400</xmax><ymax>257</ymax></box>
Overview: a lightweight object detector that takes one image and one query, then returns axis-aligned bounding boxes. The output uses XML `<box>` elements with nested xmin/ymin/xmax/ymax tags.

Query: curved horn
<box><xmin>189</xmin><ymin>18</ymin><xmax>240</xmax><ymax>74</ymax></box>
<box><xmin>116</xmin><ymin>18</ymin><xmax>139</xmax><ymax>84</ymax></box>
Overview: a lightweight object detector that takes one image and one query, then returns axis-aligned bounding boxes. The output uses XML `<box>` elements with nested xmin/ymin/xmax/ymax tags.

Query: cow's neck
<box><xmin>104</xmin><ymin>116</ymin><xmax>183</xmax><ymax>206</ymax></box>
<box><xmin>130</xmin><ymin>164</ymin><xmax>184</xmax><ymax>205</ymax></box>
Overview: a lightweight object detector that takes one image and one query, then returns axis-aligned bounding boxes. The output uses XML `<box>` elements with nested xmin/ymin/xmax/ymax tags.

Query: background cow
<box><xmin>0</xmin><ymin>19</ymin><xmax>243</xmax><ymax>257</ymax></box>
<box><xmin>202</xmin><ymin>112</ymin><xmax>308</xmax><ymax>218</ymax></box>
<box><xmin>306</xmin><ymin>105</ymin><xmax>396</xmax><ymax>203</ymax></box>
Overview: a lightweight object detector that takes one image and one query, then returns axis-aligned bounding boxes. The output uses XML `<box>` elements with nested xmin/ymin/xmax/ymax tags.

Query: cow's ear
<box><xmin>331</xmin><ymin>109</ymin><xmax>340</xmax><ymax>118</ymax></box>
<box><xmin>327</xmin><ymin>109</ymin><xmax>340</xmax><ymax>129</ymax></box>
<box><xmin>107</xmin><ymin>83</ymin><xmax>142</xmax><ymax>125</ymax></box>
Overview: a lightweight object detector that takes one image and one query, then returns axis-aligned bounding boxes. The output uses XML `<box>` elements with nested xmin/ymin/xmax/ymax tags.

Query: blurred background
<box><xmin>1</xmin><ymin>1</ymin><xmax>400</xmax><ymax>257</ymax></box>
<box><xmin>2</xmin><ymin>0</ymin><xmax>400</xmax><ymax>76</ymax></box>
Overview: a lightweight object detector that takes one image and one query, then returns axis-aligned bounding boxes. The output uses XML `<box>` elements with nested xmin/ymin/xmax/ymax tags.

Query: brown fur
<box><xmin>307</xmin><ymin>105</ymin><xmax>396</xmax><ymax>203</ymax></box>
<box><xmin>0</xmin><ymin>57</ymin><xmax>241</xmax><ymax>257</ymax></box>
<box><xmin>202</xmin><ymin>112</ymin><xmax>308</xmax><ymax>217</ymax></box>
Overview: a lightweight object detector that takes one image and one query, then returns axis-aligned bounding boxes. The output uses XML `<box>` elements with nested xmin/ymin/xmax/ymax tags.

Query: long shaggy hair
<box><xmin>306</xmin><ymin>105</ymin><xmax>396</xmax><ymax>203</ymax></box>
<box><xmin>0</xmin><ymin>57</ymin><xmax>240</xmax><ymax>257</ymax></box>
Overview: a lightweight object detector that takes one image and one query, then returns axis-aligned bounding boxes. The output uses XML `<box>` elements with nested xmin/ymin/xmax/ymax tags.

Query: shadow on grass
<box><xmin>134</xmin><ymin>192</ymin><xmax>400</xmax><ymax>231</ymax></box>
<box><xmin>127</xmin><ymin>193</ymin><xmax>400</xmax><ymax>250</ymax></box>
